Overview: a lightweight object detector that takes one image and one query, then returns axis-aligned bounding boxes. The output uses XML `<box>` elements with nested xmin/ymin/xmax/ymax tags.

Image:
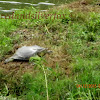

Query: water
<box><xmin>0</xmin><ymin>0</ymin><xmax>73</xmax><ymax>14</ymax></box>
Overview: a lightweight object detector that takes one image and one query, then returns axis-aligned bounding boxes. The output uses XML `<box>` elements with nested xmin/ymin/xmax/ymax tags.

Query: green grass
<box><xmin>0</xmin><ymin>0</ymin><xmax>100</xmax><ymax>100</ymax></box>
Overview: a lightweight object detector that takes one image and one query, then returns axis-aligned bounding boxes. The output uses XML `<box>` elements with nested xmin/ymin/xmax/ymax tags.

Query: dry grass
<box><xmin>56</xmin><ymin>0</ymin><xmax>100</xmax><ymax>13</ymax></box>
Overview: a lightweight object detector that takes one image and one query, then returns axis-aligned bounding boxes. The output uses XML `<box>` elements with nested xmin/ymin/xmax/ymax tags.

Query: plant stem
<box><xmin>41</xmin><ymin>65</ymin><xmax>49</xmax><ymax>100</ymax></box>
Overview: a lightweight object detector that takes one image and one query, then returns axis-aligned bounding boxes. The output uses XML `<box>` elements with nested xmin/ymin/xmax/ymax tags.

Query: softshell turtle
<box><xmin>4</xmin><ymin>45</ymin><xmax>51</xmax><ymax>63</ymax></box>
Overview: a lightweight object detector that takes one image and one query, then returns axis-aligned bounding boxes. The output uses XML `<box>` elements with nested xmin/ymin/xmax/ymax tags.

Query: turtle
<box><xmin>4</xmin><ymin>45</ymin><xmax>52</xmax><ymax>63</ymax></box>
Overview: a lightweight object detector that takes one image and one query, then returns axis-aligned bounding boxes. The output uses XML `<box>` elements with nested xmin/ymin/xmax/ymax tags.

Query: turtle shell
<box><xmin>11</xmin><ymin>45</ymin><xmax>46</xmax><ymax>60</ymax></box>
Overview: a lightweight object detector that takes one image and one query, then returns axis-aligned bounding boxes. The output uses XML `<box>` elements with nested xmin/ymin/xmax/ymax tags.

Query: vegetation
<box><xmin>0</xmin><ymin>0</ymin><xmax>100</xmax><ymax>100</ymax></box>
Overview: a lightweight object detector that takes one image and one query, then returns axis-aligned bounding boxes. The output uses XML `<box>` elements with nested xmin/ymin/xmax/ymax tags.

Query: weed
<box><xmin>30</xmin><ymin>56</ymin><xmax>49</xmax><ymax>100</ymax></box>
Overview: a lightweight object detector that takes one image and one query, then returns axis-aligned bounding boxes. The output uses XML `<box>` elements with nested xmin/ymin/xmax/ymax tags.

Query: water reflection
<box><xmin>0</xmin><ymin>1</ymin><xmax>22</xmax><ymax>4</ymax></box>
<box><xmin>0</xmin><ymin>0</ymin><xmax>67</xmax><ymax>14</ymax></box>
<box><xmin>38</xmin><ymin>2</ymin><xmax>55</xmax><ymax>5</ymax></box>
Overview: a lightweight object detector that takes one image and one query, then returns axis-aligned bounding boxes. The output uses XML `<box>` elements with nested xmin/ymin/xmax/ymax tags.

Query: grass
<box><xmin>0</xmin><ymin>0</ymin><xmax>100</xmax><ymax>100</ymax></box>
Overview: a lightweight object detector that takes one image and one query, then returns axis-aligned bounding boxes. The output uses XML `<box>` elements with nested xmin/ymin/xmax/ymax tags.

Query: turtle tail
<box><xmin>4</xmin><ymin>57</ymin><xmax>14</xmax><ymax>64</ymax></box>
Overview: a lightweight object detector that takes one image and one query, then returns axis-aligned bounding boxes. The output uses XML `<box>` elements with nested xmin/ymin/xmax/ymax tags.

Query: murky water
<box><xmin>0</xmin><ymin>0</ymin><xmax>74</xmax><ymax>14</ymax></box>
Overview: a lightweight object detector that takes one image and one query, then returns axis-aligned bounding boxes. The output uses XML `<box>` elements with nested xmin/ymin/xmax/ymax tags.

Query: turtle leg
<box><xmin>4</xmin><ymin>57</ymin><xmax>14</xmax><ymax>64</ymax></box>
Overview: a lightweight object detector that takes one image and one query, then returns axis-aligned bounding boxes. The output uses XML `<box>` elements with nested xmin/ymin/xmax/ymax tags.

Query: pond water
<box><xmin>0</xmin><ymin>0</ymin><xmax>74</xmax><ymax>14</ymax></box>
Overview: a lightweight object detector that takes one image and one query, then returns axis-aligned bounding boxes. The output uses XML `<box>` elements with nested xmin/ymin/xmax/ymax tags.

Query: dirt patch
<box><xmin>56</xmin><ymin>1</ymin><xmax>100</xmax><ymax>13</ymax></box>
<box><xmin>0</xmin><ymin>48</ymin><xmax>71</xmax><ymax>76</ymax></box>
<box><xmin>0</xmin><ymin>61</ymin><xmax>33</xmax><ymax>76</ymax></box>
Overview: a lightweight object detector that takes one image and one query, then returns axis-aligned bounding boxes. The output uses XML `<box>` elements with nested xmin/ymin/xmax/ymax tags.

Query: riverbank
<box><xmin>0</xmin><ymin>1</ymin><xmax>100</xmax><ymax>99</ymax></box>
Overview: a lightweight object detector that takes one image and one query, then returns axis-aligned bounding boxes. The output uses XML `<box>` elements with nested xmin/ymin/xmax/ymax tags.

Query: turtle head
<box><xmin>37</xmin><ymin>48</ymin><xmax>52</xmax><ymax>57</ymax></box>
<box><xmin>46</xmin><ymin>49</ymin><xmax>52</xmax><ymax>54</ymax></box>
<box><xmin>4</xmin><ymin>57</ymin><xmax>14</xmax><ymax>64</ymax></box>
